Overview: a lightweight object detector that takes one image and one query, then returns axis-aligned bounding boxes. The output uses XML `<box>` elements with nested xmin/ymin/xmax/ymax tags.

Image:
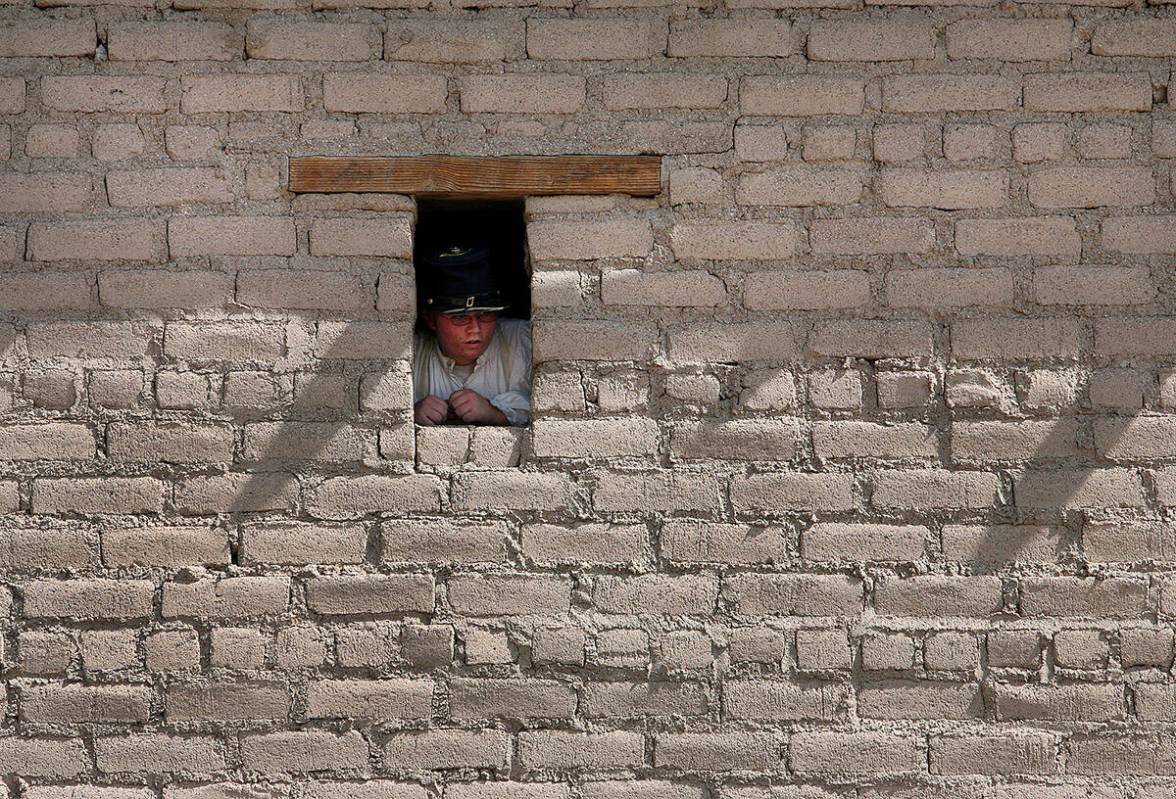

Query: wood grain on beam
<box><xmin>288</xmin><ymin>155</ymin><xmax>661</xmax><ymax>197</ymax></box>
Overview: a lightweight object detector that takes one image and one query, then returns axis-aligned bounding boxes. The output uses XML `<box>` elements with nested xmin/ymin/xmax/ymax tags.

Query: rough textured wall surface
<box><xmin>2</xmin><ymin>1</ymin><xmax>1176</xmax><ymax>798</ymax></box>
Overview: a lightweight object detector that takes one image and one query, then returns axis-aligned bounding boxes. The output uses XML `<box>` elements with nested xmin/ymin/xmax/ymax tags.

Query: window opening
<box><xmin>411</xmin><ymin>197</ymin><xmax>532</xmax><ymax>428</ymax></box>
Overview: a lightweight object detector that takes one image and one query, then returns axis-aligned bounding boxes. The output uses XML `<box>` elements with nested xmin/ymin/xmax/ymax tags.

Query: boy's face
<box><xmin>425</xmin><ymin>309</ymin><xmax>498</xmax><ymax>366</ymax></box>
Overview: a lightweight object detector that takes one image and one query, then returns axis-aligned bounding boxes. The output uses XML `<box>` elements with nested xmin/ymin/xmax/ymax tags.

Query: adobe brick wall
<box><xmin>1</xmin><ymin>1</ymin><xmax>1175</xmax><ymax>795</ymax></box>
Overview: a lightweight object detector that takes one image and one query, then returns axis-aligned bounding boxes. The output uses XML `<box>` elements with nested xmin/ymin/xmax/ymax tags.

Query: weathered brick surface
<box><xmin>2</xmin><ymin>2</ymin><xmax>1174</xmax><ymax>794</ymax></box>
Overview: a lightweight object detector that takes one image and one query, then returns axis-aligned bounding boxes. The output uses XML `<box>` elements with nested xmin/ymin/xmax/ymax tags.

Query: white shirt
<box><xmin>412</xmin><ymin>317</ymin><xmax>533</xmax><ymax>426</ymax></box>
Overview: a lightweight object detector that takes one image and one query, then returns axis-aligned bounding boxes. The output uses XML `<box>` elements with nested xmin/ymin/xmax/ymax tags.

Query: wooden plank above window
<box><xmin>288</xmin><ymin>155</ymin><xmax>661</xmax><ymax>197</ymax></box>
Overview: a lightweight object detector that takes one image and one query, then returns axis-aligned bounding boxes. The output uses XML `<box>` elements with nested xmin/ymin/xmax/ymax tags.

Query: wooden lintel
<box><xmin>288</xmin><ymin>155</ymin><xmax>661</xmax><ymax>197</ymax></box>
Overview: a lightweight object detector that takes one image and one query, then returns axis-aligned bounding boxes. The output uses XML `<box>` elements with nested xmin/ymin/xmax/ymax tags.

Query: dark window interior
<box><xmin>413</xmin><ymin>197</ymin><xmax>530</xmax><ymax>322</ymax></box>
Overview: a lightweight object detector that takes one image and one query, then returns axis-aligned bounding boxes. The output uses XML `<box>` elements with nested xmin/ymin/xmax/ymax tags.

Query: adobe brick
<box><xmin>243</xmin><ymin>421</ymin><xmax>368</xmax><ymax>463</ymax></box>
<box><xmin>873</xmin><ymin>469</ymin><xmax>999</xmax><ymax>509</ymax></box>
<box><xmin>886</xmin><ymin>267</ymin><xmax>1013</xmax><ymax>308</ymax></box>
<box><xmin>24</xmin><ymin>578</ymin><xmax>154</xmax><ymax>620</ymax></box>
<box><xmin>518</xmin><ymin>731</ymin><xmax>643</xmax><ymax>771</ymax></box>
<box><xmin>323</xmin><ymin>73</ymin><xmax>446</xmax><ymax>113</ymax></box>
<box><xmin>533</xmin><ymin>417</ymin><xmax>659</xmax><ymax>460</ymax></box>
<box><xmin>26</xmin><ymin>321</ymin><xmax>150</xmax><ymax>360</ymax></box>
<box><xmin>952</xmin><ymin>318</ymin><xmax>1082</xmax><ymax>360</ymax></box>
<box><xmin>0</xmin><ymin>173</ymin><xmax>91</xmax><ymax>214</ymax></box>
<box><xmin>0</xmin><ymin>77</ymin><xmax>24</xmax><ymax>113</ymax></box>
<box><xmin>858</xmin><ymin>682</ymin><xmax>981</xmax><ymax>720</ymax></box>
<box><xmin>603</xmin><ymin>73</ymin><xmax>727</xmax><ymax>110</ymax></box>
<box><xmin>310</xmin><ymin>216</ymin><xmax>413</xmax><ymax>257</ymax></box>
<box><xmin>100</xmin><ymin>269</ymin><xmax>233</xmax><ymax>309</ymax></box>
<box><xmin>1024</xmin><ymin>72</ymin><xmax>1152</xmax><ymax>112</ymax></box>
<box><xmin>1096</xmin><ymin>318</ymin><xmax>1176</xmax><ymax>356</ymax></box>
<box><xmin>791</xmin><ymin>732</ymin><xmax>923</xmax><ymax>775</ymax></box>
<box><xmin>670</xmin><ymin>220</ymin><xmax>801</xmax><ymax>261</ymax></box>
<box><xmin>21</xmin><ymin>685</ymin><xmax>150</xmax><ymax>724</ymax></box>
<box><xmin>169</xmin><ymin>216</ymin><xmax>295</xmax><ymax>257</ymax></box>
<box><xmin>879</xmin><ymin>168</ymin><xmax>1008</xmax><ymax>209</ymax></box>
<box><xmin>308</xmin><ymin>475</ymin><xmax>443</xmax><ymax>518</ymax></box>
<box><xmin>808</xmin><ymin>18</ymin><xmax>934</xmax><ymax>61</ymax></box>
<box><xmin>523</xmin><ymin>522</ymin><xmax>645</xmax><ymax>565</ymax></box>
<box><xmin>307</xmin><ymin>678</ymin><xmax>432</xmax><ymax>720</ymax></box>
<box><xmin>165</xmin><ymin>321</ymin><xmax>285</xmax><ymax>362</ymax></box>
<box><xmin>308</xmin><ymin>574</ymin><xmax>434</xmax><ymax>615</ymax></box>
<box><xmin>0</xmin><ymin>738</ymin><xmax>88</xmax><ymax>778</ymax></box>
<box><xmin>379</xmin><ymin>519</ymin><xmax>507</xmax><ymax>564</ymax></box>
<box><xmin>42</xmin><ymin>76</ymin><xmax>167</xmax><ymax>113</ymax></box>
<box><xmin>1014</xmin><ymin>468</ymin><xmax>1145</xmax><ymax>509</ymax></box>
<box><xmin>740</xmin><ymin>75</ymin><xmax>864</xmax><ymax>116</ymax></box>
<box><xmin>809</xmin><ymin>217</ymin><xmax>934</xmax><ymax>254</ymax></box>
<box><xmin>943</xmin><ymin>524</ymin><xmax>1059</xmax><ymax>568</ymax></box>
<box><xmin>731</xmin><ymin>472</ymin><xmax>855</xmax><ymax>512</ymax></box>
<box><xmin>802</xmin><ymin>522</ymin><xmax>926</xmax><ymax>562</ymax></box>
<box><xmin>450</xmin><ymin>677</ymin><xmax>576</xmax><ymax>720</ymax></box>
<box><xmin>102</xmin><ymin>526</ymin><xmax>230</xmax><ymax>567</ymax></box>
<box><xmin>723</xmin><ymin>681</ymin><xmax>845</xmax><ymax>721</ymax></box>
<box><xmin>167</xmin><ymin>681</ymin><xmax>289</xmax><ymax>721</ymax></box>
<box><xmin>314</xmin><ymin>321</ymin><xmax>412</xmax><ymax>360</ymax></box>
<box><xmin>946</xmin><ymin>19</ymin><xmax>1073</xmax><ymax>61</ymax></box>
<box><xmin>670</xmin><ymin>19</ymin><xmax>794</xmax><ymax>57</ymax></box>
<box><xmin>1035</xmin><ymin>265</ymin><xmax>1154</xmax><ymax>307</ymax></box>
<box><xmin>25</xmin><ymin>123</ymin><xmax>79</xmax><ymax>158</ymax></box>
<box><xmin>737</xmin><ymin>166</ymin><xmax>862</xmax><ymax>206</ymax></box>
<box><xmin>593</xmin><ymin>469</ymin><xmax>723</xmax><ymax>513</ymax></box>
<box><xmin>108</xmin><ymin>422</ymin><xmax>233</xmax><ymax>464</ymax></box>
<box><xmin>1013</xmin><ymin>121</ymin><xmax>1068</xmax><ymax>163</ymax></box>
<box><xmin>0</xmin><ymin>423</ymin><xmax>95</xmax><ymax>461</ymax></box>
<box><xmin>0</xmin><ymin>528</ymin><xmax>95</xmax><ymax>571</ymax></box>
<box><xmin>459</xmin><ymin>75</ymin><xmax>585</xmax><ymax>113</ymax></box>
<box><xmin>527</xmin><ymin>18</ymin><xmax>665</xmax><ymax>60</ymax></box>
<box><xmin>725</xmin><ymin>573</ymin><xmax>862</xmax><ymax>616</ymax></box>
<box><xmin>592</xmin><ymin>574</ymin><xmax>717</xmax><ymax>615</ymax></box>
<box><xmin>602</xmin><ymin>268</ymin><xmax>726</xmax><ymax>306</ymax></box>
<box><xmin>882</xmin><ymin>74</ymin><xmax>1019</xmax><ymax>112</ymax></box>
<box><xmin>930</xmin><ymin>733</ymin><xmax>1058</xmax><ymax>775</ymax></box>
<box><xmin>875</xmin><ymin>575</ymin><xmax>1004</xmax><ymax>617</ymax></box>
<box><xmin>0</xmin><ymin>19</ymin><xmax>94</xmax><ymax>57</ymax></box>
<box><xmin>382</xmin><ymin>731</ymin><xmax>510</xmax><ymax>772</ymax></box>
<box><xmin>659</xmin><ymin>520</ymin><xmax>785</xmax><ymax>565</ymax></box>
<box><xmin>529</xmin><ymin>218</ymin><xmax>652</xmax><ymax>260</ymax></box>
<box><xmin>809</xmin><ymin>320</ymin><xmax>933</xmax><ymax>358</ymax></box>
<box><xmin>812</xmin><ymin>421</ymin><xmax>937</xmax><ymax>459</ymax></box>
<box><xmin>654</xmin><ymin>732</ymin><xmax>782</xmax><ymax>771</ymax></box>
<box><xmin>162</xmin><ymin>575</ymin><xmax>290</xmax><ymax>619</ymax></box>
<box><xmin>1085</xmin><ymin>520</ymin><xmax>1176</xmax><ymax>562</ymax></box>
<box><xmin>994</xmin><ymin>683</ymin><xmax>1124</xmax><ymax>722</ymax></box>
<box><xmin>1066</xmin><ymin>734</ymin><xmax>1176</xmax><ymax>775</ymax></box>
<box><xmin>1093</xmin><ymin>19</ymin><xmax>1176</xmax><ymax>55</ymax></box>
<box><xmin>534</xmin><ymin>321</ymin><xmax>655</xmax><ymax>363</ymax></box>
<box><xmin>109</xmin><ymin>21</ymin><xmax>241</xmax><ymax>61</ymax></box>
<box><xmin>247</xmin><ymin>20</ymin><xmax>374</xmax><ymax>60</ymax></box>
<box><xmin>955</xmin><ymin>216</ymin><xmax>1081</xmax><ymax>256</ymax></box>
<box><xmin>1096</xmin><ymin>416</ymin><xmax>1176</xmax><ymax>460</ymax></box>
<box><xmin>181</xmin><ymin>74</ymin><xmax>303</xmax><ymax>113</ymax></box>
<box><xmin>448</xmin><ymin>574</ymin><xmax>571</xmax><ymax>615</ymax></box>
<box><xmin>1019</xmin><ymin>575</ymin><xmax>1148</xmax><ymax>617</ymax></box>
<box><xmin>107</xmin><ymin>168</ymin><xmax>231</xmax><ymax>208</ymax></box>
<box><xmin>32</xmin><ymin>477</ymin><xmax>163</xmax><ymax>515</ymax></box>
<box><xmin>242</xmin><ymin>731</ymin><xmax>367</xmax><ymax>774</ymax></box>
<box><xmin>96</xmin><ymin>734</ymin><xmax>224</xmax><ymax>775</ymax></box>
<box><xmin>1029</xmin><ymin>165</ymin><xmax>1155</xmax><ymax>209</ymax></box>
<box><xmin>923</xmin><ymin>633</ymin><xmax>979</xmax><ymax>671</ymax></box>
<box><xmin>27</xmin><ymin>220</ymin><xmax>160</xmax><ymax>262</ymax></box>
<box><xmin>668</xmin><ymin>321</ymin><xmax>802</xmax><ymax>364</ymax></box>
<box><xmin>670</xmin><ymin>419</ymin><xmax>798</xmax><ymax>462</ymax></box>
<box><xmin>385</xmin><ymin>19</ymin><xmax>524</xmax><ymax>62</ymax></box>
<box><xmin>952</xmin><ymin>419</ymin><xmax>1077</xmax><ymax>463</ymax></box>
<box><xmin>584</xmin><ymin>682</ymin><xmax>707</xmax><ymax>719</ymax></box>
<box><xmin>243</xmin><ymin>523</ymin><xmax>367</xmax><ymax>565</ymax></box>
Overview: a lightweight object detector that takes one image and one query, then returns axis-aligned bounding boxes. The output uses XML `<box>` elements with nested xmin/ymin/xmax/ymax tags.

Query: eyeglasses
<box><xmin>445</xmin><ymin>312</ymin><xmax>498</xmax><ymax>326</ymax></box>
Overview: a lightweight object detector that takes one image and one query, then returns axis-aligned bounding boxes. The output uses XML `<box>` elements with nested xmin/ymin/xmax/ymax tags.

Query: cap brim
<box><xmin>440</xmin><ymin>305</ymin><xmax>508</xmax><ymax>314</ymax></box>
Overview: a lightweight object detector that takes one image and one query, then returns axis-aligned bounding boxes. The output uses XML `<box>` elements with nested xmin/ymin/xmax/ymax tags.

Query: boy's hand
<box><xmin>414</xmin><ymin>394</ymin><xmax>449</xmax><ymax>426</ymax></box>
<box><xmin>449</xmin><ymin>389</ymin><xmax>508</xmax><ymax>425</ymax></box>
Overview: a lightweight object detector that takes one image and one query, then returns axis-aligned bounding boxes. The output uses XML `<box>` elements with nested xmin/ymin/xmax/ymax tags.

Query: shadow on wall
<box><xmin>219</xmin><ymin>318</ymin><xmax>1152</xmax><ymax>589</ymax></box>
